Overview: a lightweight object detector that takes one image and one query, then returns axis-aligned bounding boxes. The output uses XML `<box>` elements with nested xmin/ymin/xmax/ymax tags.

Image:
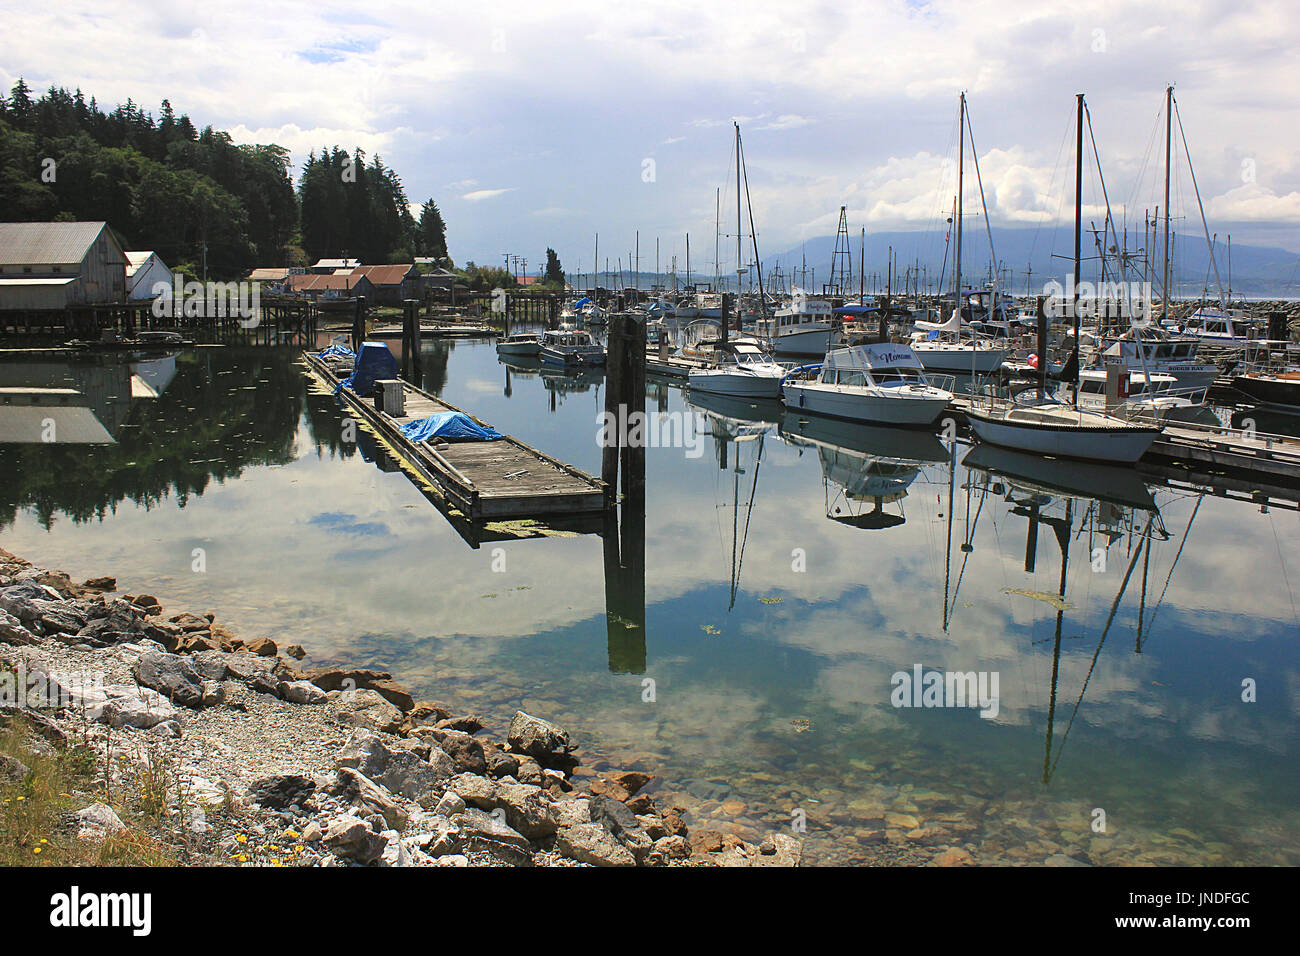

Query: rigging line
<box><xmin>1173</xmin><ymin>97</ymin><xmax>1228</xmax><ymax>309</ymax></box>
<box><xmin>1269</xmin><ymin>513</ymin><xmax>1299</xmax><ymax>630</ymax></box>
<box><xmin>963</xmin><ymin>103</ymin><xmax>1001</xmax><ymax>279</ymax></box>
<box><xmin>1048</xmin><ymin>513</ymin><xmax>1153</xmax><ymax>780</ymax></box>
<box><xmin>1084</xmin><ymin>101</ymin><xmax>1123</xmax><ymax>282</ymax></box>
<box><xmin>731</xmin><ymin>432</ymin><xmax>765</xmax><ymax>610</ymax></box>
<box><xmin>1030</xmin><ymin>108</ymin><xmax>1075</xmax><ymax>267</ymax></box>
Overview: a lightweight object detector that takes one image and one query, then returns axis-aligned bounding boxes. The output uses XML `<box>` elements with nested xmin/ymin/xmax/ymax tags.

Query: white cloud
<box><xmin>462</xmin><ymin>187</ymin><xmax>515</xmax><ymax>202</ymax></box>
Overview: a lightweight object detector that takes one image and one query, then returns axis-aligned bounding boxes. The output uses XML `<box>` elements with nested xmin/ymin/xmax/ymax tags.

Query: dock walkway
<box><xmin>303</xmin><ymin>350</ymin><xmax>607</xmax><ymax>520</ymax></box>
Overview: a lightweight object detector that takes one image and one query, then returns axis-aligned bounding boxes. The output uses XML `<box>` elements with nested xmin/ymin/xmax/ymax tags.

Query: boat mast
<box><xmin>954</xmin><ymin>93</ymin><xmax>964</xmax><ymax>327</ymax></box>
<box><xmin>714</xmin><ymin>188</ymin><xmax>720</xmax><ymax>293</ymax></box>
<box><xmin>1161</xmin><ymin>85</ymin><xmax>1173</xmax><ymax>325</ymax></box>
<box><xmin>1073</xmin><ymin>92</ymin><xmax>1084</xmax><ymax>408</ymax></box>
<box><xmin>735</xmin><ymin>121</ymin><xmax>743</xmax><ymax>305</ymax></box>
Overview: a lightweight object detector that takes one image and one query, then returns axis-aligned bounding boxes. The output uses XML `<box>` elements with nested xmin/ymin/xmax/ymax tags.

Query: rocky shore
<box><xmin>0</xmin><ymin>547</ymin><xmax>800</xmax><ymax>867</ymax></box>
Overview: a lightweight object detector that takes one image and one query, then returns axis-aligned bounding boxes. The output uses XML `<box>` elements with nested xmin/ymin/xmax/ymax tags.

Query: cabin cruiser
<box><xmin>755</xmin><ymin>295</ymin><xmax>833</xmax><ymax>356</ymax></box>
<box><xmin>781</xmin><ymin>343</ymin><xmax>954</xmax><ymax>426</ymax></box>
<box><xmin>539</xmin><ymin>328</ymin><xmax>605</xmax><ymax>367</ymax></box>
<box><xmin>1074</xmin><ymin>368</ymin><xmax>1216</xmax><ymax>425</ymax></box>
<box><xmin>1178</xmin><ymin>307</ymin><xmax>1265</xmax><ymax>347</ymax></box>
<box><xmin>496</xmin><ymin>331</ymin><xmax>543</xmax><ymax>357</ymax></box>
<box><xmin>909</xmin><ymin>309</ymin><xmax>1007</xmax><ymax>375</ymax></box>
<box><xmin>680</xmin><ymin>319</ymin><xmax>723</xmax><ymax>361</ymax></box>
<box><xmin>687</xmin><ymin>339</ymin><xmax>788</xmax><ymax>399</ymax></box>
<box><xmin>1089</xmin><ymin>326</ymin><xmax>1219</xmax><ymax>391</ymax></box>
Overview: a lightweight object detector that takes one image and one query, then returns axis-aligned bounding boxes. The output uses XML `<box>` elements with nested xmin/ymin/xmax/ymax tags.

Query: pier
<box><xmin>302</xmin><ymin>349</ymin><xmax>608</xmax><ymax>523</ymax></box>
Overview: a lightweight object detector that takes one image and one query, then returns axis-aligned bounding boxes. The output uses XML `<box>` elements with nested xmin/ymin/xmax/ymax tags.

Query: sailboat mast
<box><xmin>954</xmin><ymin>93</ymin><xmax>965</xmax><ymax>321</ymax></box>
<box><xmin>1073</xmin><ymin>92</ymin><xmax>1084</xmax><ymax>408</ymax></box>
<box><xmin>714</xmin><ymin>188</ymin><xmax>720</xmax><ymax>292</ymax></box>
<box><xmin>735</xmin><ymin>121</ymin><xmax>742</xmax><ymax>301</ymax></box>
<box><xmin>1162</xmin><ymin>85</ymin><xmax>1173</xmax><ymax>324</ymax></box>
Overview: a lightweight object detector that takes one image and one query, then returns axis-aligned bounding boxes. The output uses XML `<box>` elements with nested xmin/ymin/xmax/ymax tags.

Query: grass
<box><xmin>0</xmin><ymin>715</ymin><xmax>175</xmax><ymax>866</ymax></box>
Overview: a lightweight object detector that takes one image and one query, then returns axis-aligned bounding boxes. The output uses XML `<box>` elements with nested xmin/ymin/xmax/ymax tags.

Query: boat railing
<box><xmin>926</xmin><ymin>373</ymin><xmax>957</xmax><ymax>394</ymax></box>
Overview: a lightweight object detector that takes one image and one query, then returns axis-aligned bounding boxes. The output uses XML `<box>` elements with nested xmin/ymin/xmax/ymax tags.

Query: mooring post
<box><xmin>602</xmin><ymin>313</ymin><xmax>626</xmax><ymax>503</ymax></box>
<box><xmin>351</xmin><ymin>296</ymin><xmax>366</xmax><ymax>352</ymax></box>
<box><xmin>1036</xmin><ymin>294</ymin><xmax>1048</xmax><ymax>398</ymax></box>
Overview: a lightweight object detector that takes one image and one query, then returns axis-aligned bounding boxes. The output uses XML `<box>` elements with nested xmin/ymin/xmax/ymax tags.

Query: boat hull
<box><xmin>497</xmin><ymin>342</ymin><xmax>541</xmax><ymax>357</ymax></box>
<box><xmin>768</xmin><ymin>327</ymin><xmax>831</xmax><ymax>357</ymax></box>
<box><xmin>1232</xmin><ymin>375</ymin><xmax>1300</xmax><ymax>412</ymax></box>
<box><xmin>966</xmin><ymin>410</ymin><xmax>1159</xmax><ymax>463</ymax></box>
<box><xmin>539</xmin><ymin>347</ymin><xmax>606</xmax><ymax>367</ymax></box>
<box><xmin>914</xmin><ymin>345</ymin><xmax>1006</xmax><ymax>375</ymax></box>
<box><xmin>782</xmin><ymin>382</ymin><xmax>950</xmax><ymax>426</ymax></box>
<box><xmin>687</xmin><ymin>369</ymin><xmax>784</xmax><ymax>399</ymax></box>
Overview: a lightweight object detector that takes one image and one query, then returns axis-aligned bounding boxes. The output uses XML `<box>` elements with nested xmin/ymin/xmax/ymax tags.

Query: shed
<box><xmin>0</xmin><ymin>221</ymin><xmax>127</xmax><ymax>310</ymax></box>
<box><xmin>125</xmin><ymin>251</ymin><xmax>174</xmax><ymax>300</ymax></box>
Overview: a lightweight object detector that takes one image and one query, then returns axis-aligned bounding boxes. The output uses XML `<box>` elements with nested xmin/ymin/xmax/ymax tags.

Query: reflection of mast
<box><xmin>729</xmin><ymin>432</ymin><xmax>764</xmax><ymax>611</ymax></box>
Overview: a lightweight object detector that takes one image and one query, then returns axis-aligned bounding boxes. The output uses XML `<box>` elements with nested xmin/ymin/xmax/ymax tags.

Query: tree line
<box><xmin>0</xmin><ymin>80</ymin><xmax>450</xmax><ymax>278</ymax></box>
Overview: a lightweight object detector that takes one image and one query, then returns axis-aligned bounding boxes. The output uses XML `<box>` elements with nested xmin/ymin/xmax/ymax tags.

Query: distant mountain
<box><xmin>758</xmin><ymin>226</ymin><xmax>1300</xmax><ymax>299</ymax></box>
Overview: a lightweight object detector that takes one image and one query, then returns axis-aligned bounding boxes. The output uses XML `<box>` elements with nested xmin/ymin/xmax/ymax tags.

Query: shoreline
<box><xmin>0</xmin><ymin>546</ymin><xmax>802</xmax><ymax>867</ymax></box>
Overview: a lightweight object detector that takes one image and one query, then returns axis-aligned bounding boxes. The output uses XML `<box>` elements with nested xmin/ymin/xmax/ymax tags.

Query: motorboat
<box><xmin>687</xmin><ymin>339</ymin><xmax>788</xmax><ymax>399</ymax></box>
<box><xmin>1231</xmin><ymin>369</ymin><xmax>1300</xmax><ymax>412</ymax></box>
<box><xmin>966</xmin><ymin>388</ymin><xmax>1161</xmax><ymax>463</ymax></box>
<box><xmin>780</xmin><ymin>343</ymin><xmax>954</xmax><ymax>426</ymax></box>
<box><xmin>909</xmin><ymin>309</ymin><xmax>1007</xmax><ymax>375</ymax></box>
<box><xmin>496</xmin><ymin>331</ymin><xmax>543</xmax><ymax>357</ymax></box>
<box><xmin>755</xmin><ymin>294</ymin><xmax>833</xmax><ymax>356</ymax></box>
<box><xmin>539</xmin><ymin>328</ymin><xmax>605</xmax><ymax>367</ymax></box>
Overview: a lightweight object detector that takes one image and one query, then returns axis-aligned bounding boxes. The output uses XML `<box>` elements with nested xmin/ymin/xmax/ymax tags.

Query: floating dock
<box><xmin>302</xmin><ymin>350</ymin><xmax>608</xmax><ymax>521</ymax></box>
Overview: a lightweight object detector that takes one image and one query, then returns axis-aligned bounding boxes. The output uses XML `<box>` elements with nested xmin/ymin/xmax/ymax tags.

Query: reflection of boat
<box><xmin>540</xmin><ymin>365</ymin><xmax>604</xmax><ymax>395</ymax></box>
<box><xmin>781</xmin><ymin>344</ymin><xmax>953</xmax><ymax>426</ymax></box>
<box><xmin>687</xmin><ymin>340</ymin><xmax>787</xmax><ymax>398</ymax></box>
<box><xmin>686</xmin><ymin>389</ymin><xmax>784</xmax><ymax>431</ymax></box>
<box><xmin>496</xmin><ymin>332</ymin><xmax>542</xmax><ymax>357</ymax></box>
<box><xmin>780</xmin><ymin>409</ymin><xmax>946</xmax><ymax>529</ymax></box>
<box><xmin>961</xmin><ymin>443</ymin><xmax>1157</xmax><ymax>512</ymax></box>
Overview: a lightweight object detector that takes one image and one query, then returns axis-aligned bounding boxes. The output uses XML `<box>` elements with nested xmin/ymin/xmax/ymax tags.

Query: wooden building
<box><xmin>0</xmin><ymin>221</ymin><xmax>127</xmax><ymax>310</ymax></box>
<box><xmin>125</xmin><ymin>251</ymin><xmax>174</xmax><ymax>300</ymax></box>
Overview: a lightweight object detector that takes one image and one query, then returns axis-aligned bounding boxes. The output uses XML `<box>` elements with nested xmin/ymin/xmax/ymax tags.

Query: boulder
<box><xmin>449</xmin><ymin>772</ymin><xmax>498</xmax><ymax>810</ymax></box>
<box><xmin>335</xmin><ymin>728</ymin><xmax>450</xmax><ymax>802</ymax></box>
<box><xmin>132</xmin><ymin>649</ymin><xmax>205</xmax><ymax>707</ymax></box>
<box><xmin>324</xmin><ymin>815</ymin><xmax>387</xmax><ymax>864</ymax></box>
<box><xmin>279</xmin><ymin>680</ymin><xmax>328</xmax><ymax>705</ymax></box>
<box><xmin>245</xmin><ymin>636</ymin><xmax>276</xmax><ymax>657</ymax></box>
<box><xmin>0</xmin><ymin>609</ymin><xmax>36</xmax><ymax>646</ymax></box>
<box><xmin>246</xmin><ymin>774</ymin><xmax>316</xmax><ymax>810</ymax></box>
<box><xmin>555</xmin><ymin>823</ymin><xmax>636</xmax><ymax>867</ymax></box>
<box><xmin>438</xmin><ymin>730</ymin><xmax>487</xmax><ymax>775</ymax></box>
<box><xmin>330</xmin><ymin>689</ymin><xmax>403</xmax><ymax>734</ymax></box>
<box><xmin>506</xmin><ymin>711</ymin><xmax>574</xmax><ymax>767</ymax></box>
<box><xmin>328</xmin><ymin>767</ymin><xmax>408</xmax><ymax>830</ymax></box>
<box><xmin>76</xmin><ymin>802</ymin><xmax>127</xmax><ymax>841</ymax></box>
<box><xmin>458</xmin><ymin>807</ymin><xmax>533</xmax><ymax>866</ymax></box>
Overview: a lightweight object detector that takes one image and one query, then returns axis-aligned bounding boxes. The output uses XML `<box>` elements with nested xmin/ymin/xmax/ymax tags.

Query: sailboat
<box><xmin>965</xmin><ymin>93</ymin><xmax>1162</xmax><ymax>465</ymax></box>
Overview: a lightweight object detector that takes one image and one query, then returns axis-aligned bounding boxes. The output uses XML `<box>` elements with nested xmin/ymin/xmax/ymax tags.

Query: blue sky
<box><xmin>5</xmin><ymin>0</ymin><xmax>1300</xmax><ymax>271</ymax></box>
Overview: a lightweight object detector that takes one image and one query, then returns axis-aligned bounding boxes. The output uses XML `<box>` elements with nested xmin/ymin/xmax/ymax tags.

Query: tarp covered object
<box><xmin>321</xmin><ymin>343</ymin><xmax>355</xmax><ymax>359</ymax></box>
<box><xmin>335</xmin><ymin>341</ymin><xmax>397</xmax><ymax>397</ymax></box>
<box><xmin>400</xmin><ymin>412</ymin><xmax>503</xmax><ymax>442</ymax></box>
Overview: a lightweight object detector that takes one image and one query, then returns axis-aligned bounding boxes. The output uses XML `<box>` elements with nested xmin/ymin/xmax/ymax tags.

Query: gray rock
<box><xmin>438</xmin><ymin>730</ymin><xmax>487</xmax><ymax>774</ymax></box>
<box><xmin>76</xmin><ymin>599</ymin><xmax>142</xmax><ymax>645</ymax></box>
<box><xmin>506</xmin><ymin>710</ymin><xmax>574</xmax><ymax>766</ymax></box>
<box><xmin>33</xmin><ymin>601</ymin><xmax>85</xmax><ymax>635</ymax></box>
<box><xmin>199</xmin><ymin>680</ymin><xmax>225</xmax><ymax>708</ymax></box>
<box><xmin>458</xmin><ymin>807</ymin><xmax>533</xmax><ymax>866</ymax></box>
<box><xmin>132</xmin><ymin>649</ymin><xmax>205</xmax><ymax>707</ymax></box>
<box><xmin>0</xmin><ymin>609</ymin><xmax>36</xmax><ymax>645</ymax></box>
<box><xmin>495</xmin><ymin>781</ymin><xmax>559</xmax><ymax>839</ymax></box>
<box><xmin>714</xmin><ymin>833</ymin><xmax>802</xmax><ymax>867</ymax></box>
<box><xmin>335</xmin><ymin>728</ymin><xmax>450</xmax><ymax>803</ymax></box>
<box><xmin>324</xmin><ymin>815</ymin><xmax>387</xmax><ymax>864</ymax></box>
<box><xmin>330</xmin><ymin>688</ymin><xmax>403</xmax><ymax>733</ymax></box>
<box><xmin>280</xmin><ymin>679</ymin><xmax>327</xmax><ymax>705</ymax></box>
<box><xmin>189</xmin><ymin>650</ymin><xmax>231</xmax><ymax>681</ymax></box>
<box><xmin>328</xmin><ymin>767</ymin><xmax>408</xmax><ymax>830</ymax></box>
<box><xmin>449</xmin><ymin>772</ymin><xmax>498</xmax><ymax>810</ymax></box>
<box><xmin>223</xmin><ymin>652</ymin><xmax>279</xmax><ymax>695</ymax></box>
<box><xmin>247</xmin><ymin>773</ymin><xmax>316</xmax><ymax>810</ymax></box>
<box><xmin>555</xmin><ymin>823</ymin><xmax>636</xmax><ymax>867</ymax></box>
<box><xmin>76</xmin><ymin>802</ymin><xmax>127</xmax><ymax>840</ymax></box>
<box><xmin>96</xmin><ymin>686</ymin><xmax>179</xmax><ymax>729</ymax></box>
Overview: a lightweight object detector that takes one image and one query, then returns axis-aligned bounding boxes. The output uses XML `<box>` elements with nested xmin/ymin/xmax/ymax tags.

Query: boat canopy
<box><xmin>824</xmin><ymin>344</ymin><xmax>924</xmax><ymax>372</ymax></box>
<box><xmin>833</xmin><ymin>305</ymin><xmax>879</xmax><ymax>317</ymax></box>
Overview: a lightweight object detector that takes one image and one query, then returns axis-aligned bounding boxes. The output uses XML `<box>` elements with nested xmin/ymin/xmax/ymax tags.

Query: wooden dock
<box><xmin>302</xmin><ymin>350</ymin><xmax>608</xmax><ymax>521</ymax></box>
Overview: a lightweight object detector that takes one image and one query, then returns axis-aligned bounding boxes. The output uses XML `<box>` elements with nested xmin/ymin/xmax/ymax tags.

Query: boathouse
<box><xmin>284</xmin><ymin>272</ymin><xmax>375</xmax><ymax>300</ymax></box>
<box><xmin>311</xmin><ymin>257</ymin><xmax>360</xmax><ymax>274</ymax></box>
<box><xmin>0</xmin><ymin>221</ymin><xmax>127</xmax><ymax>310</ymax></box>
<box><xmin>339</xmin><ymin>264</ymin><xmax>420</xmax><ymax>305</ymax></box>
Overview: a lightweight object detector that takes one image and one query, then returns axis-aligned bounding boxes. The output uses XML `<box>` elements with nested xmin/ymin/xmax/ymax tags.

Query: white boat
<box><xmin>1178</xmin><ymin>307</ymin><xmax>1265</xmax><ymax>347</ymax></box>
<box><xmin>909</xmin><ymin>310</ymin><xmax>1007</xmax><ymax>374</ymax></box>
<box><xmin>1092</xmin><ymin>327</ymin><xmax>1218</xmax><ymax>391</ymax></box>
<box><xmin>539</xmin><ymin>328</ymin><xmax>605</xmax><ymax>367</ymax></box>
<box><xmin>781</xmin><ymin>343</ymin><xmax>954</xmax><ymax>426</ymax></box>
<box><xmin>966</xmin><ymin>391</ymin><xmax>1161</xmax><ymax>463</ymax></box>
<box><xmin>1075</xmin><ymin>368</ymin><xmax>1212</xmax><ymax>423</ymax></box>
<box><xmin>687</xmin><ymin>340</ymin><xmax>788</xmax><ymax>399</ymax></box>
<box><xmin>496</xmin><ymin>331</ymin><xmax>542</xmax><ymax>357</ymax></box>
<box><xmin>755</xmin><ymin>294</ymin><xmax>833</xmax><ymax>356</ymax></box>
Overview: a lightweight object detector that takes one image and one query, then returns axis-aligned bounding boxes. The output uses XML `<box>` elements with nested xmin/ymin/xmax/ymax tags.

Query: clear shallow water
<box><xmin>1</xmin><ymin>342</ymin><xmax>1297</xmax><ymax>866</ymax></box>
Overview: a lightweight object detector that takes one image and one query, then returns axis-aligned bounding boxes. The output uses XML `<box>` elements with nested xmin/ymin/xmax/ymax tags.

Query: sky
<box><xmin>4</xmin><ymin>0</ymin><xmax>1300</xmax><ymax>274</ymax></box>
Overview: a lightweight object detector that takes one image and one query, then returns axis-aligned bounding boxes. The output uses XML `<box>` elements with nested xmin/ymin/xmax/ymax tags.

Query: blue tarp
<box><xmin>321</xmin><ymin>343</ymin><xmax>355</xmax><ymax>359</ymax></box>
<box><xmin>400</xmin><ymin>412</ymin><xmax>503</xmax><ymax>442</ymax></box>
<box><xmin>335</xmin><ymin>341</ymin><xmax>397</xmax><ymax>397</ymax></box>
<box><xmin>571</xmin><ymin>296</ymin><xmax>591</xmax><ymax>309</ymax></box>
<box><xmin>833</xmin><ymin>305</ymin><xmax>879</xmax><ymax>317</ymax></box>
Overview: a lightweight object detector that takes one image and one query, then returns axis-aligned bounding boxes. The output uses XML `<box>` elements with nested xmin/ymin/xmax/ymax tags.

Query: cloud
<box><xmin>461</xmin><ymin>187</ymin><xmax>515</xmax><ymax>202</ymax></box>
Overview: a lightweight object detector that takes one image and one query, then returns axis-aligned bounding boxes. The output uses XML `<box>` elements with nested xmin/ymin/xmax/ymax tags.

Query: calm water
<box><xmin>2</xmin><ymin>341</ymin><xmax>1297</xmax><ymax>866</ymax></box>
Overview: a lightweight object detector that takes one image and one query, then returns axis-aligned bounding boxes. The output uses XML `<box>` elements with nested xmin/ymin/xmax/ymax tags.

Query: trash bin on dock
<box><xmin>375</xmin><ymin>379</ymin><xmax>405</xmax><ymax>416</ymax></box>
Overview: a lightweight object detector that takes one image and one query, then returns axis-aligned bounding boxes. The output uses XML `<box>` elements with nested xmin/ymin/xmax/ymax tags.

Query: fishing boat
<box><xmin>496</xmin><ymin>331</ymin><xmax>543</xmax><ymax>357</ymax></box>
<box><xmin>754</xmin><ymin>295</ymin><xmax>833</xmax><ymax>356</ymax></box>
<box><xmin>1089</xmin><ymin>326</ymin><xmax>1219</xmax><ymax>391</ymax></box>
<box><xmin>780</xmin><ymin>343</ymin><xmax>954</xmax><ymax>426</ymax></box>
<box><xmin>687</xmin><ymin>339</ymin><xmax>788</xmax><ymax>399</ymax></box>
<box><xmin>538</xmin><ymin>328</ymin><xmax>605</xmax><ymax>367</ymax></box>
